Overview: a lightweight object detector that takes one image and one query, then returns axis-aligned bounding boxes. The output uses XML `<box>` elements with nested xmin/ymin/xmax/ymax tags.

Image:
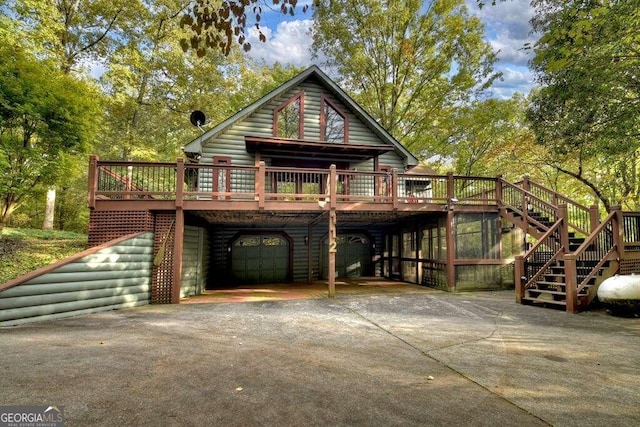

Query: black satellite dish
<box><xmin>190</xmin><ymin>110</ymin><xmax>206</xmax><ymax>127</ymax></box>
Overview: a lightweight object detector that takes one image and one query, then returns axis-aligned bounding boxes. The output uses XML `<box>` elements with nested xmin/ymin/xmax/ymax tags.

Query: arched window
<box><xmin>274</xmin><ymin>93</ymin><xmax>304</xmax><ymax>139</ymax></box>
<box><xmin>321</xmin><ymin>94</ymin><xmax>348</xmax><ymax>143</ymax></box>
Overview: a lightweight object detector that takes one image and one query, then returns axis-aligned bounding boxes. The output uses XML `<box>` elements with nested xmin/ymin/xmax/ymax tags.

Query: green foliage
<box><xmin>0</xmin><ymin>44</ymin><xmax>101</xmax><ymax>225</ymax></box>
<box><xmin>311</xmin><ymin>0</ymin><xmax>499</xmax><ymax>157</ymax></box>
<box><xmin>0</xmin><ymin>227</ymin><xmax>87</xmax><ymax>284</ymax></box>
<box><xmin>527</xmin><ymin>0</ymin><xmax>640</xmax><ymax>210</ymax></box>
<box><xmin>180</xmin><ymin>0</ymin><xmax>309</xmax><ymax>56</ymax></box>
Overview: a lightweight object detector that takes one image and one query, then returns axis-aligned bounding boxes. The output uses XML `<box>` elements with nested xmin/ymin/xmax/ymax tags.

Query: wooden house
<box><xmin>2</xmin><ymin>66</ymin><xmax>639</xmax><ymax>325</ymax></box>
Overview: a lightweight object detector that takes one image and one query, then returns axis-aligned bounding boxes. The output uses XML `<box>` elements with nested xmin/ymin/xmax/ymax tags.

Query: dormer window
<box><xmin>274</xmin><ymin>92</ymin><xmax>304</xmax><ymax>139</ymax></box>
<box><xmin>321</xmin><ymin>94</ymin><xmax>348</xmax><ymax>143</ymax></box>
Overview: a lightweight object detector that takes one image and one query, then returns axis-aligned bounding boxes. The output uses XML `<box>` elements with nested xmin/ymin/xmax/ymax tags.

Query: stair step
<box><xmin>526</xmin><ymin>289</ymin><xmax>566</xmax><ymax>295</ymax></box>
<box><xmin>536</xmin><ymin>281</ymin><xmax>566</xmax><ymax>287</ymax></box>
<box><xmin>522</xmin><ymin>296</ymin><xmax>567</xmax><ymax>306</ymax></box>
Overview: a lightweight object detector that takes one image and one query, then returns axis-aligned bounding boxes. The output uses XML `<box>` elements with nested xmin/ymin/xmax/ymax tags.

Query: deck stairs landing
<box><xmin>497</xmin><ymin>179</ymin><xmax>633</xmax><ymax>313</ymax></box>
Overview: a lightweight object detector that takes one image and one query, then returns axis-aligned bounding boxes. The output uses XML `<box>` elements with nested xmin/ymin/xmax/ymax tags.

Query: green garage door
<box><xmin>231</xmin><ymin>235</ymin><xmax>290</xmax><ymax>283</ymax></box>
<box><xmin>322</xmin><ymin>234</ymin><xmax>371</xmax><ymax>278</ymax></box>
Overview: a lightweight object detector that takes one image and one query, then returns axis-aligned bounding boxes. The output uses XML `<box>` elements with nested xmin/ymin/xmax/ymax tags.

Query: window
<box><xmin>274</xmin><ymin>93</ymin><xmax>303</xmax><ymax>139</ymax></box>
<box><xmin>321</xmin><ymin>94</ymin><xmax>348</xmax><ymax>143</ymax></box>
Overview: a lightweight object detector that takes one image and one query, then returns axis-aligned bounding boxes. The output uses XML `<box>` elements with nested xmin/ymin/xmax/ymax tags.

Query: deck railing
<box><xmin>89</xmin><ymin>157</ymin><xmax>503</xmax><ymax>209</ymax></box>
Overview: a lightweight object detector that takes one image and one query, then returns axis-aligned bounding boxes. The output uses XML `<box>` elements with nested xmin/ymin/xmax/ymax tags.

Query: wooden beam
<box><xmin>328</xmin><ymin>209</ymin><xmax>337</xmax><ymax>297</ymax></box>
<box><xmin>172</xmin><ymin>209</ymin><xmax>184</xmax><ymax>304</ymax></box>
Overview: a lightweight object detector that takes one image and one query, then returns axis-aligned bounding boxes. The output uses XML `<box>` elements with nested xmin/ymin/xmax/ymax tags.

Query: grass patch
<box><xmin>0</xmin><ymin>227</ymin><xmax>87</xmax><ymax>284</ymax></box>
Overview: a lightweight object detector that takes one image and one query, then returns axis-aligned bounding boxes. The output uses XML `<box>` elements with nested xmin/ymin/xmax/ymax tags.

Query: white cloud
<box><xmin>466</xmin><ymin>0</ymin><xmax>539</xmax><ymax>96</ymax></box>
<box><xmin>489</xmin><ymin>66</ymin><xmax>536</xmax><ymax>99</ymax></box>
<box><xmin>246</xmin><ymin>19</ymin><xmax>316</xmax><ymax>67</ymax></box>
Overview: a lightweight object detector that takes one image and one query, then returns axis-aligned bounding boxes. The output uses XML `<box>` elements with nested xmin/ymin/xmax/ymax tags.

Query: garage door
<box><xmin>231</xmin><ymin>235</ymin><xmax>290</xmax><ymax>283</ymax></box>
<box><xmin>322</xmin><ymin>234</ymin><xmax>371</xmax><ymax>278</ymax></box>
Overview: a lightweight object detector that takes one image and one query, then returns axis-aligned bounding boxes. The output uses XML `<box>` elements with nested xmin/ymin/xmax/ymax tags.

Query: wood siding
<box><xmin>205</xmin><ymin>223</ymin><xmax>383</xmax><ymax>285</ymax></box>
<box><xmin>0</xmin><ymin>233</ymin><xmax>154</xmax><ymax>326</ymax></box>
<box><xmin>200</xmin><ymin>77</ymin><xmax>408</xmax><ymax>171</ymax></box>
<box><xmin>181</xmin><ymin>225</ymin><xmax>208</xmax><ymax>297</ymax></box>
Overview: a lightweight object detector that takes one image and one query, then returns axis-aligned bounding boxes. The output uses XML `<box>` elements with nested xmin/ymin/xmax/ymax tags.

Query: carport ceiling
<box><xmin>188</xmin><ymin>210</ymin><xmax>425</xmax><ymax>228</ymax></box>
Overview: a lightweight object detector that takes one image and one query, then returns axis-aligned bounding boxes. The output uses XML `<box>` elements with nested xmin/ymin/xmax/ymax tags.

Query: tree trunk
<box><xmin>43</xmin><ymin>188</ymin><xmax>56</xmax><ymax>230</ymax></box>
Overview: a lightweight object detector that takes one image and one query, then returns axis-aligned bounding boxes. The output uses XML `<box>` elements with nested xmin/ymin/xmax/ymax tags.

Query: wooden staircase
<box><xmin>497</xmin><ymin>178</ymin><xmax>636</xmax><ymax>313</ymax></box>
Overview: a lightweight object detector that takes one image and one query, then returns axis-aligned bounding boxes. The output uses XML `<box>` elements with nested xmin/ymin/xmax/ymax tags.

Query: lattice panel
<box><xmin>88</xmin><ymin>211</ymin><xmax>153</xmax><ymax>247</ymax></box>
<box><xmin>151</xmin><ymin>213</ymin><xmax>176</xmax><ymax>304</ymax></box>
<box><xmin>619</xmin><ymin>258</ymin><xmax>640</xmax><ymax>275</ymax></box>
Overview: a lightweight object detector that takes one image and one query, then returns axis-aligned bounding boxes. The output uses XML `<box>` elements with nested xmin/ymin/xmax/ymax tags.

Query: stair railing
<box><xmin>498</xmin><ymin>178</ymin><xmax>598</xmax><ymax>237</ymax></box>
<box><xmin>564</xmin><ymin>208</ymin><xmax>621</xmax><ymax>313</ymax></box>
<box><xmin>521</xmin><ymin>178</ymin><xmax>597</xmax><ymax>236</ymax></box>
<box><xmin>514</xmin><ymin>217</ymin><xmax>566</xmax><ymax>303</ymax></box>
<box><xmin>499</xmin><ymin>179</ymin><xmax>559</xmax><ymax>234</ymax></box>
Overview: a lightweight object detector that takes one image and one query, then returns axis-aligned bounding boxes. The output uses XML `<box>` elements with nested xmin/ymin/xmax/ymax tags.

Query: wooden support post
<box><xmin>558</xmin><ymin>204</ymin><xmax>569</xmax><ymax>251</ymax></box>
<box><xmin>446</xmin><ymin>172</ymin><xmax>454</xmax><ymax>202</ymax></box>
<box><xmin>88</xmin><ymin>155</ymin><xmax>98</xmax><ymax>209</ymax></box>
<box><xmin>514</xmin><ymin>255</ymin><xmax>524</xmax><ymax>303</ymax></box>
<box><xmin>446</xmin><ymin>205</ymin><xmax>456</xmax><ymax>290</ymax></box>
<box><xmin>328</xmin><ymin>209</ymin><xmax>337</xmax><ymax>297</ymax></box>
<box><xmin>611</xmin><ymin>206</ymin><xmax>624</xmax><ymax>259</ymax></box>
<box><xmin>307</xmin><ymin>223</ymin><xmax>313</xmax><ymax>285</ymax></box>
<box><xmin>495</xmin><ymin>175</ymin><xmax>503</xmax><ymax>206</ymax></box>
<box><xmin>172</xmin><ymin>209</ymin><xmax>184</xmax><ymax>304</ymax></box>
<box><xmin>175</xmin><ymin>158</ymin><xmax>184</xmax><ymax>209</ymax></box>
<box><xmin>392</xmin><ymin>169</ymin><xmax>399</xmax><ymax>210</ymax></box>
<box><xmin>257</xmin><ymin>161</ymin><xmax>266</xmax><ymax>209</ymax></box>
<box><xmin>564</xmin><ymin>254</ymin><xmax>578</xmax><ymax>313</ymax></box>
<box><xmin>589</xmin><ymin>203</ymin><xmax>600</xmax><ymax>233</ymax></box>
<box><xmin>329</xmin><ymin>165</ymin><xmax>337</xmax><ymax>210</ymax></box>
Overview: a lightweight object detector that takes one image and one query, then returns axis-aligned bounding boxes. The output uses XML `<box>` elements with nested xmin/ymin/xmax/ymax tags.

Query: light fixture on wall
<box><xmin>304</xmin><ymin>236</ymin><xmax>309</xmax><ymax>245</ymax></box>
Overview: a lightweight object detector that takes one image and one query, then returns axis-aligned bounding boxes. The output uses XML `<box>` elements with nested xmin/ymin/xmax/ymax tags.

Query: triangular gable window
<box><xmin>274</xmin><ymin>92</ymin><xmax>304</xmax><ymax>139</ymax></box>
<box><xmin>321</xmin><ymin>94</ymin><xmax>348</xmax><ymax>143</ymax></box>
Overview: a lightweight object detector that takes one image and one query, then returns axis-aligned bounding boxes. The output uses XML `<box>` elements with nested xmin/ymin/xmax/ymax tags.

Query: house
<box><xmin>87</xmin><ymin>65</ymin><xmax>527</xmax><ymax>300</ymax></box>
<box><xmin>2</xmin><ymin>66</ymin><xmax>639</xmax><ymax>326</ymax></box>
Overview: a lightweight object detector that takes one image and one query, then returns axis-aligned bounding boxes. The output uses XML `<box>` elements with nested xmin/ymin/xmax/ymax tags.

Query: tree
<box><xmin>311</xmin><ymin>0</ymin><xmax>499</xmax><ymax>158</ymax></box>
<box><xmin>526</xmin><ymin>0</ymin><xmax>640</xmax><ymax>210</ymax></box>
<box><xmin>97</xmin><ymin>0</ymin><xmax>305</xmax><ymax>162</ymax></box>
<box><xmin>0</xmin><ymin>45</ymin><xmax>100</xmax><ymax>230</ymax></box>
<box><xmin>179</xmin><ymin>0</ymin><xmax>309</xmax><ymax>56</ymax></box>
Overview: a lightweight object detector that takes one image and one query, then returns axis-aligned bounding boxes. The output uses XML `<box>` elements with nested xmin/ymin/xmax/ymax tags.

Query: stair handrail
<box><xmin>522</xmin><ymin>179</ymin><xmax>595</xmax><ymax>236</ymax></box>
<box><xmin>499</xmin><ymin>178</ymin><xmax>595</xmax><ymax>236</ymax></box>
<box><xmin>569</xmin><ymin>209</ymin><xmax>619</xmax><ymax>295</ymax></box>
<box><xmin>499</xmin><ymin>179</ymin><xmax>559</xmax><ymax>233</ymax></box>
<box><xmin>515</xmin><ymin>218</ymin><xmax>566</xmax><ymax>298</ymax></box>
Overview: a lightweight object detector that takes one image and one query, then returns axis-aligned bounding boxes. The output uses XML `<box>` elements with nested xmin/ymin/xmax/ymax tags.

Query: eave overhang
<box><xmin>245</xmin><ymin>136</ymin><xmax>394</xmax><ymax>162</ymax></box>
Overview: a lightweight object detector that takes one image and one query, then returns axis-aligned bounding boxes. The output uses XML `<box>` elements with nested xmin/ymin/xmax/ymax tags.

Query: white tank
<box><xmin>597</xmin><ymin>274</ymin><xmax>640</xmax><ymax>313</ymax></box>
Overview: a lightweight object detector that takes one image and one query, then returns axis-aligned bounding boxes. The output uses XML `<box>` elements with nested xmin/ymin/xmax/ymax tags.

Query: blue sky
<box><xmin>245</xmin><ymin>0</ymin><xmax>538</xmax><ymax>99</ymax></box>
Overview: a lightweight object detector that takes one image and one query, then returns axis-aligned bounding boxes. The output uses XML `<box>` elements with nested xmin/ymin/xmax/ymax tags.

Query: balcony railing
<box><xmin>88</xmin><ymin>156</ymin><xmax>503</xmax><ymax>210</ymax></box>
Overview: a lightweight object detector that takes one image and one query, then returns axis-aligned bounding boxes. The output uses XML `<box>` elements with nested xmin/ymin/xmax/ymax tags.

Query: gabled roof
<box><xmin>183</xmin><ymin>65</ymin><xmax>418</xmax><ymax>166</ymax></box>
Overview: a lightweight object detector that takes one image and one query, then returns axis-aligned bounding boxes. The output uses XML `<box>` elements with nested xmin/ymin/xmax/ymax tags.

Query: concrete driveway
<box><xmin>1</xmin><ymin>287</ymin><xmax>639</xmax><ymax>426</ymax></box>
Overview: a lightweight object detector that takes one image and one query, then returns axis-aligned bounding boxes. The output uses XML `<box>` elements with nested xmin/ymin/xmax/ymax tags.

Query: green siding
<box><xmin>181</xmin><ymin>226</ymin><xmax>208</xmax><ymax>297</ymax></box>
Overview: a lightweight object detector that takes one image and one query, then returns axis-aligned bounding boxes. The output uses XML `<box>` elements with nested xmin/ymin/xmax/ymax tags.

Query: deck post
<box><xmin>611</xmin><ymin>206</ymin><xmax>624</xmax><ymax>260</ymax></box>
<box><xmin>175</xmin><ymin>158</ymin><xmax>184</xmax><ymax>208</ymax></box>
<box><xmin>558</xmin><ymin>204</ymin><xmax>569</xmax><ymax>251</ymax></box>
<box><xmin>564</xmin><ymin>254</ymin><xmax>578</xmax><ymax>313</ymax></box>
<box><xmin>328</xmin><ymin>209</ymin><xmax>337</xmax><ymax>297</ymax></box>
<box><xmin>172</xmin><ymin>209</ymin><xmax>184</xmax><ymax>304</ymax></box>
<box><xmin>446</xmin><ymin>203</ymin><xmax>456</xmax><ymax>290</ymax></box>
<box><xmin>307</xmin><ymin>223</ymin><xmax>313</xmax><ymax>285</ymax></box>
<box><xmin>495</xmin><ymin>175</ymin><xmax>503</xmax><ymax>206</ymax></box>
<box><xmin>88</xmin><ymin>155</ymin><xmax>98</xmax><ymax>209</ymax></box>
<box><xmin>446</xmin><ymin>172</ymin><xmax>454</xmax><ymax>201</ymax></box>
<box><xmin>392</xmin><ymin>169</ymin><xmax>399</xmax><ymax>210</ymax></box>
<box><xmin>514</xmin><ymin>255</ymin><xmax>524</xmax><ymax>303</ymax></box>
<box><xmin>589</xmin><ymin>203</ymin><xmax>600</xmax><ymax>233</ymax></box>
<box><xmin>257</xmin><ymin>161</ymin><xmax>266</xmax><ymax>209</ymax></box>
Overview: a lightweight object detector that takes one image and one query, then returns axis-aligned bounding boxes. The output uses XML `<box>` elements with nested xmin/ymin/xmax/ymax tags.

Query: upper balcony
<box><xmin>87</xmin><ymin>156</ymin><xmax>505</xmax><ymax>215</ymax></box>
